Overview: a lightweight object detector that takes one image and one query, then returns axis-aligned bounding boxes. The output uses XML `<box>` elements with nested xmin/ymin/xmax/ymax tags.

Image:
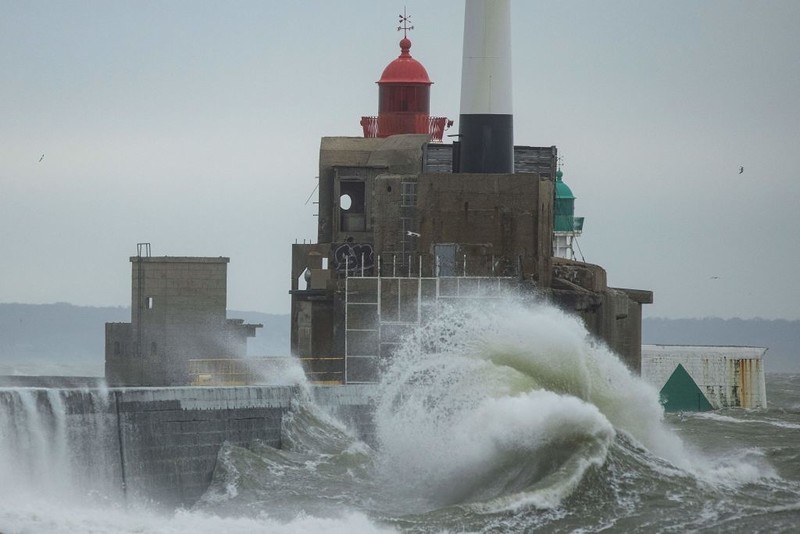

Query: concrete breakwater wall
<box><xmin>641</xmin><ymin>345</ymin><xmax>768</xmax><ymax>410</ymax></box>
<box><xmin>0</xmin><ymin>385</ymin><xmax>377</xmax><ymax>507</ymax></box>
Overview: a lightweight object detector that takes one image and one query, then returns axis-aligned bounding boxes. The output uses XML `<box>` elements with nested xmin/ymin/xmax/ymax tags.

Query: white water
<box><xmin>372</xmin><ymin>297</ymin><xmax>784</xmax><ymax>517</ymax></box>
<box><xmin>0</xmin><ymin>388</ymin><xmax>120</xmax><ymax>506</ymax></box>
<box><xmin>0</xmin><ymin>297</ymin><xmax>788</xmax><ymax>532</ymax></box>
<box><xmin>0</xmin><ymin>371</ymin><xmax>391</xmax><ymax>533</ymax></box>
<box><xmin>373</xmin><ymin>299</ymin><xmax>677</xmax><ymax>512</ymax></box>
<box><xmin>0</xmin><ymin>500</ymin><xmax>392</xmax><ymax>534</ymax></box>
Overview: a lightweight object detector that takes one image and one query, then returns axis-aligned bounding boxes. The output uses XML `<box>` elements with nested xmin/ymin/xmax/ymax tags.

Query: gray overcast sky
<box><xmin>1</xmin><ymin>1</ymin><xmax>799</xmax><ymax>319</ymax></box>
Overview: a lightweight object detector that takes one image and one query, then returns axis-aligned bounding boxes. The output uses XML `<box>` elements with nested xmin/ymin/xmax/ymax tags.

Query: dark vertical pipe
<box><xmin>114</xmin><ymin>390</ymin><xmax>128</xmax><ymax>500</ymax></box>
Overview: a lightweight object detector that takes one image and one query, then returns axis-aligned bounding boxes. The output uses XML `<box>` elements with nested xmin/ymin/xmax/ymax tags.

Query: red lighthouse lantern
<box><xmin>361</xmin><ymin>13</ymin><xmax>451</xmax><ymax>141</ymax></box>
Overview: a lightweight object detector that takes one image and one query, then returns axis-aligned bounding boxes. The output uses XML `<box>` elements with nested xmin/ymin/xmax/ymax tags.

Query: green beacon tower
<box><xmin>553</xmin><ymin>165</ymin><xmax>584</xmax><ymax>259</ymax></box>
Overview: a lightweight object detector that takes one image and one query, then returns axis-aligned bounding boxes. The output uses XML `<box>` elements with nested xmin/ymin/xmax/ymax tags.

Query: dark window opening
<box><xmin>340</xmin><ymin>181</ymin><xmax>365</xmax><ymax>212</ymax></box>
<box><xmin>114</xmin><ymin>341</ymin><xmax>121</xmax><ymax>356</ymax></box>
<box><xmin>150</xmin><ymin>342</ymin><xmax>157</xmax><ymax>355</ymax></box>
<box><xmin>340</xmin><ymin>180</ymin><xmax>366</xmax><ymax>232</ymax></box>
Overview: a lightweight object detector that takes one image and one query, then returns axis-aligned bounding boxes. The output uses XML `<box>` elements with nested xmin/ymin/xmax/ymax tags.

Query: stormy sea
<box><xmin>1</xmin><ymin>300</ymin><xmax>799</xmax><ymax>533</ymax></box>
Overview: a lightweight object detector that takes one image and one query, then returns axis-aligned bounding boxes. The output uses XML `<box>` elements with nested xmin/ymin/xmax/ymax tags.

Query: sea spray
<box><xmin>197</xmin><ymin>295</ymin><xmax>723</xmax><ymax>517</ymax></box>
<box><xmin>373</xmin><ymin>296</ymin><xmax>693</xmax><ymax>510</ymax></box>
<box><xmin>3</xmin><ymin>301</ymin><xmax>799</xmax><ymax>532</ymax></box>
<box><xmin>0</xmin><ymin>388</ymin><xmax>121</xmax><ymax>504</ymax></box>
<box><xmin>196</xmin><ymin>356</ymin><xmax>384</xmax><ymax>521</ymax></box>
<box><xmin>0</xmin><ymin>499</ymin><xmax>395</xmax><ymax>534</ymax></box>
<box><xmin>198</xmin><ymin>394</ymin><xmax>380</xmax><ymax>521</ymax></box>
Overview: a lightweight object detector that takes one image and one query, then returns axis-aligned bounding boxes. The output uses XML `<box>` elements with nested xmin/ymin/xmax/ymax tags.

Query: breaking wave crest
<box><xmin>373</xmin><ymin>298</ymin><xmax>686</xmax><ymax>513</ymax></box>
<box><xmin>197</xmin><ymin>297</ymin><xmax>793</xmax><ymax>532</ymax></box>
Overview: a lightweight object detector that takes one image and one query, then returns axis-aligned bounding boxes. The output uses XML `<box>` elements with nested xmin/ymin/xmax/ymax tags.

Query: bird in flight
<box><xmin>709</xmin><ymin>276</ymin><xmax>720</xmax><ymax>280</ymax></box>
<box><xmin>406</xmin><ymin>231</ymin><xmax>421</xmax><ymax>237</ymax></box>
<box><xmin>739</xmin><ymin>166</ymin><xmax>744</xmax><ymax>174</ymax></box>
<box><xmin>38</xmin><ymin>154</ymin><xmax>45</xmax><ymax>162</ymax></box>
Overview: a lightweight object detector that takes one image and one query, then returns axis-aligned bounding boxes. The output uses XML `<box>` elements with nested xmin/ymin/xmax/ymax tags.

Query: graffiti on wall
<box><xmin>332</xmin><ymin>242</ymin><xmax>374</xmax><ymax>274</ymax></box>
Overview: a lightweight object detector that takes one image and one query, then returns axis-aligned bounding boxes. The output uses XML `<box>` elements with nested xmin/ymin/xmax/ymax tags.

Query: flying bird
<box><xmin>406</xmin><ymin>231</ymin><xmax>421</xmax><ymax>237</ymax></box>
<box><xmin>709</xmin><ymin>276</ymin><xmax>720</xmax><ymax>280</ymax></box>
<box><xmin>739</xmin><ymin>166</ymin><xmax>744</xmax><ymax>174</ymax></box>
<box><xmin>38</xmin><ymin>154</ymin><xmax>44</xmax><ymax>162</ymax></box>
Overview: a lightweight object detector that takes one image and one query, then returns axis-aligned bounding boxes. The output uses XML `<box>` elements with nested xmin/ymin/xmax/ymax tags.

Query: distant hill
<box><xmin>643</xmin><ymin>317</ymin><xmax>799</xmax><ymax>373</ymax></box>
<box><xmin>1</xmin><ymin>303</ymin><xmax>796</xmax><ymax>375</ymax></box>
<box><xmin>0</xmin><ymin>303</ymin><xmax>129</xmax><ymax>362</ymax></box>
<box><xmin>0</xmin><ymin>303</ymin><xmax>289</xmax><ymax>376</ymax></box>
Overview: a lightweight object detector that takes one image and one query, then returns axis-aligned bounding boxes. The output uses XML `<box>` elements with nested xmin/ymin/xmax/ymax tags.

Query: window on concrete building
<box><xmin>114</xmin><ymin>341</ymin><xmax>121</xmax><ymax>356</ymax></box>
<box><xmin>401</xmin><ymin>182</ymin><xmax>416</xmax><ymax>207</ymax></box>
<box><xmin>340</xmin><ymin>181</ymin><xmax>365</xmax><ymax>212</ymax></box>
<box><xmin>340</xmin><ymin>180</ymin><xmax>366</xmax><ymax>232</ymax></box>
<box><xmin>150</xmin><ymin>342</ymin><xmax>157</xmax><ymax>355</ymax></box>
<box><xmin>145</xmin><ymin>296</ymin><xmax>154</xmax><ymax>309</ymax></box>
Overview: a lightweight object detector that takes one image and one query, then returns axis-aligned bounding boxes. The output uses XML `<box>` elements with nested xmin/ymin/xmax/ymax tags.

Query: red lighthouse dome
<box><xmin>361</xmin><ymin>26</ymin><xmax>451</xmax><ymax>142</ymax></box>
<box><xmin>377</xmin><ymin>38</ymin><xmax>431</xmax><ymax>117</ymax></box>
<box><xmin>377</xmin><ymin>38</ymin><xmax>432</xmax><ymax>85</ymax></box>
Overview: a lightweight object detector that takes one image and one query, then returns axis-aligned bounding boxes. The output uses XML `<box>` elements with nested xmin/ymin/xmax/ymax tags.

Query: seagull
<box><xmin>709</xmin><ymin>276</ymin><xmax>720</xmax><ymax>280</ymax></box>
<box><xmin>739</xmin><ymin>166</ymin><xmax>744</xmax><ymax>174</ymax></box>
<box><xmin>38</xmin><ymin>154</ymin><xmax>45</xmax><ymax>162</ymax></box>
<box><xmin>406</xmin><ymin>230</ymin><xmax>421</xmax><ymax>237</ymax></box>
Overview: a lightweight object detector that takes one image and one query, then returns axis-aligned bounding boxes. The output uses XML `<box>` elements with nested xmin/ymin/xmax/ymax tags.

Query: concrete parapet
<box><xmin>0</xmin><ymin>385</ymin><xmax>377</xmax><ymax>508</ymax></box>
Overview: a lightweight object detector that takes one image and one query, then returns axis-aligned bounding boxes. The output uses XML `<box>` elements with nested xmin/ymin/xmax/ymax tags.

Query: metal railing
<box><xmin>360</xmin><ymin>115</ymin><xmax>453</xmax><ymax>142</ymax></box>
<box><xmin>188</xmin><ymin>357</ymin><xmax>345</xmax><ymax>386</ymax></box>
<box><xmin>341</xmin><ymin>252</ymin><xmax>525</xmax><ymax>279</ymax></box>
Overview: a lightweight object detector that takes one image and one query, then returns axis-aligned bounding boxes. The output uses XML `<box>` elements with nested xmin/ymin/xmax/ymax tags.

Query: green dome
<box><xmin>555</xmin><ymin>169</ymin><xmax>575</xmax><ymax>200</ymax></box>
<box><xmin>554</xmin><ymin>167</ymin><xmax>583</xmax><ymax>233</ymax></box>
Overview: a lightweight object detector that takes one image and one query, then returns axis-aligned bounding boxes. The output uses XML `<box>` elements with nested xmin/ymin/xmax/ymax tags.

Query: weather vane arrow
<box><xmin>398</xmin><ymin>7</ymin><xmax>414</xmax><ymax>38</ymax></box>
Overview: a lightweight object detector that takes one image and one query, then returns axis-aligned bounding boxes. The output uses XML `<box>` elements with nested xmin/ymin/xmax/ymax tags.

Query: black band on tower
<box><xmin>458</xmin><ymin>114</ymin><xmax>514</xmax><ymax>173</ymax></box>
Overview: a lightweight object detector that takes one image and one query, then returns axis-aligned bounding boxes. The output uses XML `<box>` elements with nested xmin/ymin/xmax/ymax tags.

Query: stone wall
<box><xmin>550</xmin><ymin>258</ymin><xmax>652</xmax><ymax>372</ymax></box>
<box><xmin>0</xmin><ymin>385</ymin><xmax>376</xmax><ymax>508</ymax></box>
<box><xmin>115</xmin><ymin>386</ymin><xmax>292</xmax><ymax>506</ymax></box>
<box><xmin>416</xmin><ymin>172</ymin><xmax>553</xmax><ymax>285</ymax></box>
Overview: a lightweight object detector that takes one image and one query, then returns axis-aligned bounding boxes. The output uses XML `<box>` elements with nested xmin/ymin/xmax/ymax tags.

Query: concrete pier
<box><xmin>0</xmin><ymin>385</ymin><xmax>376</xmax><ymax>507</ymax></box>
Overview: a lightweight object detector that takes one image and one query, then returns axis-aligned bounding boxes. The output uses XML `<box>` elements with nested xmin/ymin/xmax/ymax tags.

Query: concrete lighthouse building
<box><xmin>289</xmin><ymin>3</ymin><xmax>652</xmax><ymax>383</ymax></box>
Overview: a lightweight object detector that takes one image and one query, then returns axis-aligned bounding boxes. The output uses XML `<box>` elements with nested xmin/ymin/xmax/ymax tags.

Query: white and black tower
<box><xmin>458</xmin><ymin>0</ymin><xmax>513</xmax><ymax>173</ymax></box>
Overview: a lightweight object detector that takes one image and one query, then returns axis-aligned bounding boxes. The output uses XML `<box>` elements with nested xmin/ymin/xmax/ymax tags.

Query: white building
<box><xmin>641</xmin><ymin>345</ymin><xmax>767</xmax><ymax>410</ymax></box>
